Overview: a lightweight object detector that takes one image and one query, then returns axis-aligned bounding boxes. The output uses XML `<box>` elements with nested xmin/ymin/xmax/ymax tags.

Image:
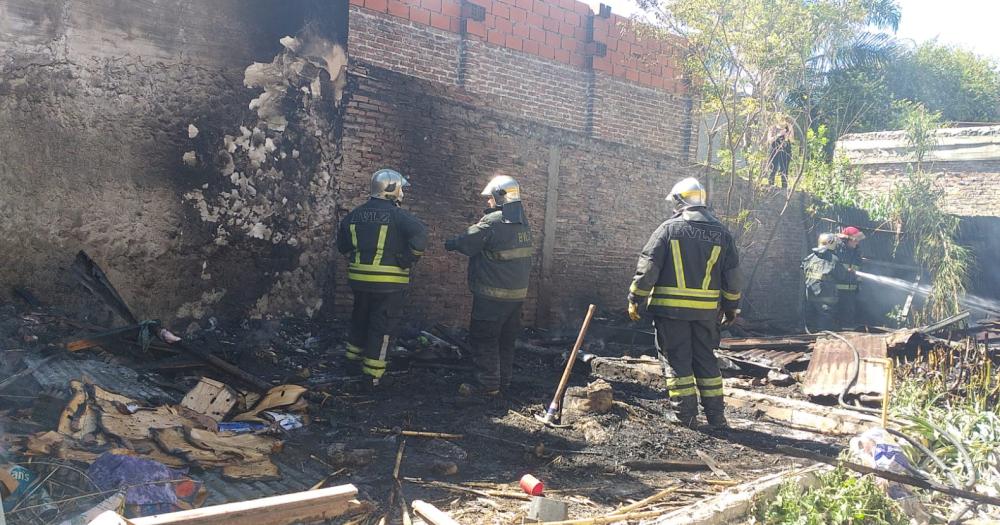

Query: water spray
<box><xmin>855</xmin><ymin>271</ymin><xmax>1000</xmax><ymax>316</ymax></box>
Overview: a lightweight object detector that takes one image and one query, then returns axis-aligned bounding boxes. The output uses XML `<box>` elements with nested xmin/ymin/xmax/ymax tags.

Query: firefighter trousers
<box><xmin>653</xmin><ymin>317</ymin><xmax>725</xmax><ymax>417</ymax></box>
<box><xmin>346</xmin><ymin>290</ymin><xmax>405</xmax><ymax>379</ymax></box>
<box><xmin>805</xmin><ymin>300</ymin><xmax>837</xmax><ymax>332</ymax></box>
<box><xmin>468</xmin><ymin>296</ymin><xmax>522</xmax><ymax>392</ymax></box>
<box><xmin>836</xmin><ymin>291</ymin><xmax>858</xmax><ymax>329</ymax></box>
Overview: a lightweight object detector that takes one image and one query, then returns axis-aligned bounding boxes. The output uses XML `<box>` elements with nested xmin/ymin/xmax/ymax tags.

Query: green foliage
<box><xmin>754</xmin><ymin>467</ymin><xmax>907</xmax><ymax>525</ymax></box>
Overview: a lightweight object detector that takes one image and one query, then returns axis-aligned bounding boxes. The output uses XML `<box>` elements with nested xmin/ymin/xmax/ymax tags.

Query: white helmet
<box><xmin>817</xmin><ymin>232</ymin><xmax>841</xmax><ymax>250</ymax></box>
<box><xmin>667</xmin><ymin>177</ymin><xmax>707</xmax><ymax>209</ymax></box>
<box><xmin>370</xmin><ymin>169</ymin><xmax>410</xmax><ymax>204</ymax></box>
<box><xmin>481</xmin><ymin>175</ymin><xmax>521</xmax><ymax>205</ymax></box>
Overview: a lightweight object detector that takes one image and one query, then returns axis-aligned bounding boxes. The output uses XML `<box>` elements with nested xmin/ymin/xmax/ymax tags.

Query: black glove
<box><xmin>444</xmin><ymin>238</ymin><xmax>457</xmax><ymax>251</ymax></box>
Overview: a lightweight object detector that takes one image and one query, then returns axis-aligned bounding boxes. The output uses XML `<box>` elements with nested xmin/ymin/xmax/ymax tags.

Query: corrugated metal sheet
<box><xmin>721</xmin><ymin>348</ymin><xmax>809</xmax><ymax>370</ymax></box>
<box><xmin>25</xmin><ymin>355</ymin><xmax>176</xmax><ymax>402</ymax></box>
<box><xmin>801</xmin><ymin>331</ymin><xmax>917</xmax><ymax>397</ymax></box>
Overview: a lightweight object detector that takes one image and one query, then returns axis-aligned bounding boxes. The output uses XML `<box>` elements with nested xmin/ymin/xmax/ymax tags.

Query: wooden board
<box><xmin>126</xmin><ymin>484</ymin><xmax>359</xmax><ymax>525</ymax></box>
<box><xmin>180</xmin><ymin>378</ymin><xmax>237</xmax><ymax>422</ymax></box>
<box><xmin>724</xmin><ymin>386</ymin><xmax>881</xmax><ymax>436</ymax></box>
<box><xmin>232</xmin><ymin>385</ymin><xmax>308</xmax><ymax>423</ymax></box>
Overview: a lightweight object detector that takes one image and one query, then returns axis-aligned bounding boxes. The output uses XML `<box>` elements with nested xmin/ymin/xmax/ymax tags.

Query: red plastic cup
<box><xmin>519</xmin><ymin>474</ymin><xmax>544</xmax><ymax>496</ymax></box>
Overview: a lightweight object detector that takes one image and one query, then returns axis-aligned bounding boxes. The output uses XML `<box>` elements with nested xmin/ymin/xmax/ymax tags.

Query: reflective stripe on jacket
<box><xmin>835</xmin><ymin>245</ymin><xmax>862</xmax><ymax>292</ymax></box>
<box><xmin>449</xmin><ymin>206</ymin><xmax>533</xmax><ymax>302</ymax></box>
<box><xmin>336</xmin><ymin>198</ymin><xmax>427</xmax><ymax>292</ymax></box>
<box><xmin>629</xmin><ymin>208</ymin><xmax>742</xmax><ymax>321</ymax></box>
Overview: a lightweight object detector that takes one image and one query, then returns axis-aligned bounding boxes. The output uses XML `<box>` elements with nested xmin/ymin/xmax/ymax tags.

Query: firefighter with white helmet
<box><xmin>336</xmin><ymin>169</ymin><xmax>428</xmax><ymax>389</ymax></box>
<box><xmin>801</xmin><ymin>232</ymin><xmax>851</xmax><ymax>332</ymax></box>
<box><xmin>627</xmin><ymin>177</ymin><xmax>742</xmax><ymax>430</ymax></box>
<box><xmin>445</xmin><ymin>174</ymin><xmax>533</xmax><ymax>402</ymax></box>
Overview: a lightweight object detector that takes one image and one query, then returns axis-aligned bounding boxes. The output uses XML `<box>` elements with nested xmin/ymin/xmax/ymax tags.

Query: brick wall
<box><xmin>335</xmin><ymin>62</ymin><xmax>807</xmax><ymax>329</ymax></box>
<box><xmin>859</xmin><ymin>161</ymin><xmax>1000</xmax><ymax>217</ymax></box>
<box><xmin>347</xmin><ymin>0</ymin><xmax>694</xmax><ymax>155</ymax></box>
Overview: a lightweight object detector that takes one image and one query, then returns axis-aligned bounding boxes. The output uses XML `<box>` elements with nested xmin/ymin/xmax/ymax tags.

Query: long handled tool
<box><xmin>536</xmin><ymin>304</ymin><xmax>597</xmax><ymax>427</ymax></box>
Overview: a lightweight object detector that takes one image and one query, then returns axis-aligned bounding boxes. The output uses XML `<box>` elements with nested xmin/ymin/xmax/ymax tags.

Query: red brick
<box><xmin>558</xmin><ymin>0</ymin><xmax>575</xmax><ymax>10</ymax></box>
<box><xmin>639</xmin><ymin>71</ymin><xmax>653</xmax><ymax>86</ymax></box>
<box><xmin>365</xmin><ymin>0</ymin><xmax>389</xmax><ymax>12</ymax></box>
<box><xmin>388</xmin><ymin>0</ymin><xmax>410</xmax><ymax>18</ymax></box>
<box><xmin>494</xmin><ymin>16</ymin><xmax>513</xmax><ymax>34</ymax></box>
<box><xmin>538</xmin><ymin>44</ymin><xmax>556</xmax><ymax>59</ymax></box>
<box><xmin>574</xmin><ymin>0</ymin><xmax>591</xmax><ymax>14</ymax></box>
<box><xmin>350</xmin><ymin>0</ymin><xmax>364</xmax><ymax>7</ymax></box>
<box><xmin>487</xmin><ymin>29</ymin><xmax>505</xmax><ymax>45</ymax></box>
<box><xmin>509</xmin><ymin>6</ymin><xmax>527</xmax><ymax>23</ymax></box>
<box><xmin>466</xmin><ymin>18</ymin><xmax>488</xmax><ymax>36</ymax></box>
<box><xmin>421</xmin><ymin>0</ymin><xmax>441</xmax><ymax>12</ymax></box>
<box><xmin>561</xmin><ymin>35</ymin><xmax>575</xmax><ymax>51</ymax></box>
<box><xmin>506</xmin><ymin>34</ymin><xmax>524</xmax><ymax>50</ymax></box>
<box><xmin>514</xmin><ymin>0</ymin><xmax>532</xmax><ymax>9</ymax></box>
<box><xmin>542</xmin><ymin>16</ymin><xmax>559</xmax><ymax>31</ymax></box>
<box><xmin>441</xmin><ymin>0</ymin><xmax>461</xmax><ymax>17</ymax></box>
<box><xmin>593</xmin><ymin>56</ymin><xmax>612</xmax><ymax>73</ymax></box>
<box><xmin>554</xmin><ymin>47</ymin><xmax>571</xmax><ymax>63</ymax></box>
<box><xmin>529</xmin><ymin>25</ymin><xmax>546</xmax><ymax>41</ymax></box>
<box><xmin>492</xmin><ymin>0</ymin><xmax>510</xmax><ymax>18</ymax></box>
<box><xmin>523</xmin><ymin>38</ymin><xmax>540</xmax><ymax>54</ymax></box>
<box><xmin>626</xmin><ymin>68</ymin><xmax>639</xmax><ymax>82</ymax></box>
<box><xmin>409</xmin><ymin>6</ymin><xmax>432</xmax><ymax>23</ymax></box>
<box><xmin>612</xmin><ymin>62</ymin><xmax>625</xmax><ymax>77</ymax></box>
<box><xmin>570</xmin><ymin>53</ymin><xmax>585</xmax><ymax>68</ymax></box>
<box><xmin>430</xmin><ymin>12</ymin><xmax>452</xmax><ymax>29</ymax></box>
<box><xmin>512</xmin><ymin>21</ymin><xmax>530</xmax><ymax>37</ymax></box>
<box><xmin>526</xmin><ymin>11</ymin><xmax>543</xmax><ymax>27</ymax></box>
<box><xmin>545</xmin><ymin>30</ymin><xmax>561</xmax><ymax>47</ymax></box>
<box><xmin>449</xmin><ymin>16</ymin><xmax>461</xmax><ymax>31</ymax></box>
<box><xmin>532</xmin><ymin>0</ymin><xmax>549</xmax><ymax>17</ymax></box>
<box><xmin>562</xmin><ymin>10</ymin><xmax>579</xmax><ymax>24</ymax></box>
<box><xmin>573</xmin><ymin>26</ymin><xmax>586</xmax><ymax>40</ymax></box>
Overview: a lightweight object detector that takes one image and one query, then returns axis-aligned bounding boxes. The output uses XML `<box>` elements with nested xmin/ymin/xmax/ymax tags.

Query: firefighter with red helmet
<box><xmin>836</xmin><ymin>226</ymin><xmax>865</xmax><ymax>329</ymax></box>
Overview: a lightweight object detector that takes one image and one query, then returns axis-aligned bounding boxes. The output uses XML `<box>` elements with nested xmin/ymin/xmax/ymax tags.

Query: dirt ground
<box><xmin>0</xmin><ymin>298</ymin><xmax>843</xmax><ymax>524</ymax></box>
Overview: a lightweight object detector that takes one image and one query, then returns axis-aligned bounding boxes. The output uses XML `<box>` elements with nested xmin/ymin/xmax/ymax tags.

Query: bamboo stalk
<box><xmin>372</xmin><ymin>428</ymin><xmax>463</xmax><ymax>440</ymax></box>
<box><xmin>404</xmin><ymin>478</ymin><xmax>529</xmax><ymax>500</ymax></box>
<box><xmin>609</xmin><ymin>486</ymin><xmax>679</xmax><ymax>515</ymax></box>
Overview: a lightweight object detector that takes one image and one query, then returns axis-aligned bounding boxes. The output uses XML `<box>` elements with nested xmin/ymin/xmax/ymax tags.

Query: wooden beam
<box><xmin>411</xmin><ymin>500</ymin><xmax>461</xmax><ymax>525</ymax></box>
<box><xmin>122</xmin><ymin>484</ymin><xmax>359</xmax><ymax>525</ymax></box>
<box><xmin>725</xmin><ymin>385</ymin><xmax>882</xmax><ymax>435</ymax></box>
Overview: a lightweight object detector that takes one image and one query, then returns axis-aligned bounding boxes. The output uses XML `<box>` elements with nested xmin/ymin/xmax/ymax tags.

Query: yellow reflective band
<box><xmin>350</xmin><ymin>224</ymin><xmax>360</xmax><ymax>264</ymax></box>
<box><xmin>805</xmin><ymin>271</ymin><xmax>826</xmax><ymax>280</ymax></box>
<box><xmin>722</xmin><ymin>290</ymin><xmax>741</xmax><ymax>301</ymax></box>
<box><xmin>670</xmin><ymin>239</ymin><xmax>686</xmax><ymax>289</ymax></box>
<box><xmin>630</xmin><ymin>282</ymin><xmax>651</xmax><ymax>297</ymax></box>
<box><xmin>837</xmin><ymin>284</ymin><xmax>859</xmax><ymax>290</ymax></box>
<box><xmin>373</xmin><ymin>224</ymin><xmax>388</xmax><ymax>266</ymax></box>
<box><xmin>653</xmin><ymin>286</ymin><xmax>720</xmax><ymax>298</ymax></box>
<box><xmin>489</xmin><ymin>247</ymin><xmax>534</xmax><ymax>260</ymax></box>
<box><xmin>649</xmin><ymin>298</ymin><xmax>719</xmax><ymax>310</ymax></box>
<box><xmin>348</xmin><ymin>272</ymin><xmax>410</xmax><ymax>284</ymax></box>
<box><xmin>665</xmin><ymin>376</ymin><xmax>696</xmax><ymax>387</ymax></box>
<box><xmin>473</xmin><ymin>285</ymin><xmax>528</xmax><ymax>300</ymax></box>
<box><xmin>411</xmin><ymin>249</ymin><xmax>424</xmax><ymax>256</ymax></box>
<box><xmin>702</xmin><ymin>245</ymin><xmax>721</xmax><ymax>289</ymax></box>
<box><xmin>346</xmin><ymin>344</ymin><xmax>363</xmax><ymax>359</ymax></box>
<box><xmin>669</xmin><ymin>386</ymin><xmax>698</xmax><ymax>397</ymax></box>
<box><xmin>696</xmin><ymin>376</ymin><xmax>723</xmax><ymax>387</ymax></box>
<box><xmin>363</xmin><ymin>358</ymin><xmax>387</xmax><ymax>378</ymax></box>
<box><xmin>678</xmin><ymin>189</ymin><xmax>706</xmax><ymax>200</ymax></box>
<box><xmin>699</xmin><ymin>387</ymin><xmax>724</xmax><ymax>398</ymax></box>
<box><xmin>349</xmin><ymin>263</ymin><xmax>410</xmax><ymax>275</ymax></box>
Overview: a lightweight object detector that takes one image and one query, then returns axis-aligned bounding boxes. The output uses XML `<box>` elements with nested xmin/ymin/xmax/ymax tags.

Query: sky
<box><xmin>584</xmin><ymin>0</ymin><xmax>1000</xmax><ymax>61</ymax></box>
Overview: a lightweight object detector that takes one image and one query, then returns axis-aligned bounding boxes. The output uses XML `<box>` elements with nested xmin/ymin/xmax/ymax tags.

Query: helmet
<box><xmin>818</xmin><ymin>232</ymin><xmax>841</xmax><ymax>249</ymax></box>
<box><xmin>370</xmin><ymin>169</ymin><xmax>409</xmax><ymax>203</ymax></box>
<box><xmin>839</xmin><ymin>226</ymin><xmax>866</xmax><ymax>241</ymax></box>
<box><xmin>667</xmin><ymin>177</ymin><xmax>707</xmax><ymax>209</ymax></box>
<box><xmin>481</xmin><ymin>175</ymin><xmax>521</xmax><ymax>205</ymax></box>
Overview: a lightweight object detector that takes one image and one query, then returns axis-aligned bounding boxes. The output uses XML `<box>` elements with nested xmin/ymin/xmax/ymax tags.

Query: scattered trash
<box><xmin>86</xmin><ymin>452</ymin><xmax>206</xmax><ymax>517</ymax></box>
<box><xmin>849</xmin><ymin>428</ymin><xmax>932</xmax><ymax>523</ymax></box>
<box><xmin>527</xmin><ymin>495</ymin><xmax>568</xmax><ymax>523</ymax></box>
<box><xmin>519</xmin><ymin>474</ymin><xmax>544</xmax><ymax>496</ymax></box>
<box><xmin>1</xmin><ymin>463</ymin><xmax>58</xmax><ymax>519</ymax></box>
<box><xmin>262</xmin><ymin>411</ymin><xmax>303</xmax><ymax>431</ymax></box>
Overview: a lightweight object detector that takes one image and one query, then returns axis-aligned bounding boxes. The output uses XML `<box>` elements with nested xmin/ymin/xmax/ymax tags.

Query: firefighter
<box><xmin>444</xmin><ymin>175</ymin><xmax>532</xmax><ymax>400</ymax></box>
<box><xmin>802</xmin><ymin>233</ymin><xmax>850</xmax><ymax>332</ymax></box>
<box><xmin>835</xmin><ymin>226</ymin><xmax>865</xmax><ymax>329</ymax></box>
<box><xmin>627</xmin><ymin>177</ymin><xmax>742</xmax><ymax>430</ymax></box>
<box><xmin>336</xmin><ymin>169</ymin><xmax>427</xmax><ymax>389</ymax></box>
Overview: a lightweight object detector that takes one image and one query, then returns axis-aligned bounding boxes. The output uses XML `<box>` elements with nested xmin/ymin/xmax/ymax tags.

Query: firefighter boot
<box><xmin>702</xmin><ymin>396</ymin><xmax>729</xmax><ymax>430</ymax></box>
<box><xmin>672</xmin><ymin>395</ymin><xmax>699</xmax><ymax>429</ymax></box>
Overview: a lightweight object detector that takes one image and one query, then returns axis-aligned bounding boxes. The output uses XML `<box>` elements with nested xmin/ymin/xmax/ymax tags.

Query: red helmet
<box><xmin>839</xmin><ymin>226</ymin><xmax>865</xmax><ymax>241</ymax></box>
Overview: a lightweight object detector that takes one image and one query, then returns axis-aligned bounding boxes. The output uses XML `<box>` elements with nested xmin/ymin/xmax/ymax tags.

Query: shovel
<box><xmin>536</xmin><ymin>304</ymin><xmax>597</xmax><ymax>427</ymax></box>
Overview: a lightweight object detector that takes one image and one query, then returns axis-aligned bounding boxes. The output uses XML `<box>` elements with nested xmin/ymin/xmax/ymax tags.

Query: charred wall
<box><xmin>0</xmin><ymin>0</ymin><xmax>348</xmax><ymax>324</ymax></box>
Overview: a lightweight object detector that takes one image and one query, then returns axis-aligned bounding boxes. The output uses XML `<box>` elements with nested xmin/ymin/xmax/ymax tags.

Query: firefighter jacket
<box><xmin>446</xmin><ymin>203</ymin><xmax>533</xmax><ymax>302</ymax></box>
<box><xmin>336</xmin><ymin>198</ymin><xmax>428</xmax><ymax>292</ymax></box>
<box><xmin>835</xmin><ymin>245</ymin><xmax>862</xmax><ymax>292</ymax></box>
<box><xmin>628</xmin><ymin>208</ymin><xmax>742</xmax><ymax>321</ymax></box>
<box><xmin>801</xmin><ymin>247</ymin><xmax>849</xmax><ymax>305</ymax></box>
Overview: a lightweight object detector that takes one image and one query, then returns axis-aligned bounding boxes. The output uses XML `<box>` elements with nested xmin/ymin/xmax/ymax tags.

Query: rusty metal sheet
<box><xmin>720</xmin><ymin>336</ymin><xmax>814</xmax><ymax>351</ymax></box>
<box><xmin>801</xmin><ymin>333</ymin><xmax>893</xmax><ymax>397</ymax></box>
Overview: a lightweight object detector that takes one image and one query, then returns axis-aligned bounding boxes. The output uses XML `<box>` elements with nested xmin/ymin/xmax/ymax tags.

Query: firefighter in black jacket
<box><xmin>628</xmin><ymin>178</ymin><xmax>742</xmax><ymax>429</ymax></box>
<box><xmin>835</xmin><ymin>226</ymin><xmax>865</xmax><ymax>329</ymax></box>
<box><xmin>802</xmin><ymin>233</ymin><xmax>851</xmax><ymax>332</ymax></box>
<box><xmin>336</xmin><ymin>169</ymin><xmax>427</xmax><ymax>388</ymax></box>
<box><xmin>445</xmin><ymin>175</ymin><xmax>533</xmax><ymax>400</ymax></box>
